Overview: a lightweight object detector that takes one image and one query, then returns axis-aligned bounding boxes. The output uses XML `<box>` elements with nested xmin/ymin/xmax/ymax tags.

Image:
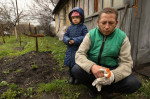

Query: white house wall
<box><xmin>98</xmin><ymin>0</ymin><xmax>103</xmax><ymax>11</ymax></box>
<box><xmin>113</xmin><ymin>0</ymin><xmax>124</xmax><ymax>8</ymax></box>
<box><xmin>84</xmin><ymin>0</ymin><xmax>88</xmax><ymax>17</ymax></box>
<box><xmin>103</xmin><ymin>0</ymin><xmax>112</xmax><ymax>8</ymax></box>
<box><xmin>55</xmin><ymin>14</ymin><xmax>59</xmax><ymax>33</ymax></box>
<box><xmin>80</xmin><ymin>0</ymin><xmax>83</xmax><ymax>9</ymax></box>
<box><xmin>89</xmin><ymin>0</ymin><xmax>94</xmax><ymax>16</ymax></box>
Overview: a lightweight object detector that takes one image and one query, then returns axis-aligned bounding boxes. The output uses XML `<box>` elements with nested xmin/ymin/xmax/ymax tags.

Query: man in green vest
<box><xmin>71</xmin><ymin>7</ymin><xmax>141</xmax><ymax>98</ymax></box>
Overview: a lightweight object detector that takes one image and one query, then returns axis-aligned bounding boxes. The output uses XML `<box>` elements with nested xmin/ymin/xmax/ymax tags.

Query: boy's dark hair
<box><xmin>98</xmin><ymin>7</ymin><xmax>118</xmax><ymax>21</ymax></box>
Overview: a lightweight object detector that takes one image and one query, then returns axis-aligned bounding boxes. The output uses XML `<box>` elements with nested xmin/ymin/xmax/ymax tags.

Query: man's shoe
<box><xmin>88</xmin><ymin>89</ymin><xmax>97</xmax><ymax>98</ymax></box>
<box><xmin>68</xmin><ymin>77</ymin><xmax>74</xmax><ymax>84</ymax></box>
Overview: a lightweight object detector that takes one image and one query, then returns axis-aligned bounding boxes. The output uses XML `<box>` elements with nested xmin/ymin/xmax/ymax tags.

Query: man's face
<box><xmin>72</xmin><ymin>16</ymin><xmax>81</xmax><ymax>24</ymax></box>
<box><xmin>97</xmin><ymin>13</ymin><xmax>118</xmax><ymax>36</ymax></box>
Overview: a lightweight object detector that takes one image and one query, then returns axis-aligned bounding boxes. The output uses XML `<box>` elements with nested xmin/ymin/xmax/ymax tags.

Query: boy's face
<box><xmin>71</xmin><ymin>16</ymin><xmax>81</xmax><ymax>24</ymax></box>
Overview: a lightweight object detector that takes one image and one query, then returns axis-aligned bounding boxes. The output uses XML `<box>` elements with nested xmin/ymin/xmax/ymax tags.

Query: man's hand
<box><xmin>93</xmin><ymin>69</ymin><xmax>114</xmax><ymax>85</ymax></box>
<box><xmin>92</xmin><ymin>69</ymin><xmax>115</xmax><ymax>91</ymax></box>
<box><xmin>69</xmin><ymin>40</ymin><xmax>74</xmax><ymax>44</ymax></box>
<box><xmin>92</xmin><ymin>78</ymin><xmax>103</xmax><ymax>91</ymax></box>
<box><xmin>91</xmin><ymin>64</ymin><xmax>106</xmax><ymax>78</ymax></box>
<box><xmin>99</xmin><ymin>70</ymin><xmax>114</xmax><ymax>85</ymax></box>
<box><xmin>95</xmin><ymin>84</ymin><xmax>102</xmax><ymax>92</ymax></box>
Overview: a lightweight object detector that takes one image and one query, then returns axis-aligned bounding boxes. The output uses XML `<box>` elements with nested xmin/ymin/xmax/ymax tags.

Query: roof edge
<box><xmin>52</xmin><ymin>0</ymin><xmax>69</xmax><ymax>14</ymax></box>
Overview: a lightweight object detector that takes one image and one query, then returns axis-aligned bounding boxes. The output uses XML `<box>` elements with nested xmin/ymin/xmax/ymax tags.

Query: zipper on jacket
<box><xmin>97</xmin><ymin>36</ymin><xmax>106</xmax><ymax>65</ymax></box>
<box><xmin>71</xmin><ymin>25</ymin><xmax>76</xmax><ymax>67</ymax></box>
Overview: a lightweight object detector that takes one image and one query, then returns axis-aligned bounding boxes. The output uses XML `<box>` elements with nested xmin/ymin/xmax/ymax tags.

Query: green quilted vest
<box><xmin>88</xmin><ymin>27</ymin><xmax>126</xmax><ymax>67</ymax></box>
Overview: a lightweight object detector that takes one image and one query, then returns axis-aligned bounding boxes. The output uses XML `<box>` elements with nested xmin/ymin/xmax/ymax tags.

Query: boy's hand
<box><xmin>69</xmin><ymin>40</ymin><xmax>74</xmax><ymax>44</ymax></box>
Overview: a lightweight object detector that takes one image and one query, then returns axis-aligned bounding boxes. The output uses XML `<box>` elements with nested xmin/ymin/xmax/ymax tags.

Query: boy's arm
<box><xmin>73</xmin><ymin>26</ymin><xmax>88</xmax><ymax>45</ymax></box>
<box><xmin>63</xmin><ymin>27</ymin><xmax>71</xmax><ymax>45</ymax></box>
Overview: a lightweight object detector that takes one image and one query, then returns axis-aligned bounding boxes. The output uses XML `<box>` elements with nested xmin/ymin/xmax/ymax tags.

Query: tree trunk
<box><xmin>0</xmin><ymin>24</ymin><xmax>5</xmax><ymax>43</ymax></box>
<box><xmin>14</xmin><ymin>26</ymin><xmax>18</xmax><ymax>40</ymax></box>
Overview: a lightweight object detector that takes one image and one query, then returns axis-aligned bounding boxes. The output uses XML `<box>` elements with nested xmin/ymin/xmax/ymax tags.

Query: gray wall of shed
<box><xmin>133</xmin><ymin>0</ymin><xmax>150</xmax><ymax>68</ymax></box>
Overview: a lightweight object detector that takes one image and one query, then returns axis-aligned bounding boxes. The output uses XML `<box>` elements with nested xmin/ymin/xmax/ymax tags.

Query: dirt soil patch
<box><xmin>0</xmin><ymin>51</ymin><xmax>145</xmax><ymax>99</ymax></box>
<box><xmin>0</xmin><ymin>51</ymin><xmax>70</xmax><ymax>98</ymax></box>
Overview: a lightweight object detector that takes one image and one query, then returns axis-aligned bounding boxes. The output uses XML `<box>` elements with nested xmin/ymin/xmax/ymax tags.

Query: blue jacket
<box><xmin>63</xmin><ymin>7</ymin><xmax>88</xmax><ymax>67</ymax></box>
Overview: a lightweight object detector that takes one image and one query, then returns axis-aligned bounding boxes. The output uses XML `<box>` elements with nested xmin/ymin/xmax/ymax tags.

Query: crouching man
<box><xmin>71</xmin><ymin>7</ymin><xmax>141</xmax><ymax>98</ymax></box>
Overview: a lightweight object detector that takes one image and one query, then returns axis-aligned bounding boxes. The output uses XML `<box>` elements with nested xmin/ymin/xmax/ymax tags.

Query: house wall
<box><xmin>54</xmin><ymin>0</ymin><xmax>133</xmax><ymax>34</ymax></box>
<box><xmin>65</xmin><ymin>0</ymin><xmax>72</xmax><ymax>27</ymax></box>
<box><xmin>54</xmin><ymin>0</ymin><xmax>134</xmax><ymax>38</ymax></box>
<box><xmin>54</xmin><ymin>8</ymin><xmax>66</xmax><ymax>34</ymax></box>
<box><xmin>54</xmin><ymin>0</ymin><xmax>72</xmax><ymax>34</ymax></box>
<box><xmin>54</xmin><ymin>14</ymin><xmax>59</xmax><ymax>33</ymax></box>
<box><xmin>59</xmin><ymin>9</ymin><xmax>65</xmax><ymax>31</ymax></box>
<box><xmin>134</xmin><ymin>0</ymin><xmax>150</xmax><ymax>66</ymax></box>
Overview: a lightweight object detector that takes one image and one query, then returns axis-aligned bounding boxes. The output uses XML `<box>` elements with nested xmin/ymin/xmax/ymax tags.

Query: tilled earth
<box><xmin>0</xmin><ymin>51</ymin><xmax>70</xmax><ymax>98</ymax></box>
<box><xmin>0</xmin><ymin>51</ymin><xmax>144</xmax><ymax>99</ymax></box>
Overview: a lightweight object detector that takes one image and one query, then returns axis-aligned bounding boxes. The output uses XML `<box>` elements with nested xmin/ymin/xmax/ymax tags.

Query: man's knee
<box><xmin>71</xmin><ymin>64</ymin><xmax>83</xmax><ymax>75</ymax></box>
<box><xmin>122</xmin><ymin>75</ymin><xmax>142</xmax><ymax>93</ymax></box>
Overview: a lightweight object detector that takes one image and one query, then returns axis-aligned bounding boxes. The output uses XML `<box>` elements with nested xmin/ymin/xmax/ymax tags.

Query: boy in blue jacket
<box><xmin>63</xmin><ymin>7</ymin><xmax>88</xmax><ymax>84</ymax></box>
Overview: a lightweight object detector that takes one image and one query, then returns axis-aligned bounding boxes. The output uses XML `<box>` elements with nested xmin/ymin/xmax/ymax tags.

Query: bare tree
<box><xmin>28</xmin><ymin>0</ymin><xmax>56</xmax><ymax>36</ymax></box>
<box><xmin>0</xmin><ymin>0</ymin><xmax>27</xmax><ymax>40</ymax></box>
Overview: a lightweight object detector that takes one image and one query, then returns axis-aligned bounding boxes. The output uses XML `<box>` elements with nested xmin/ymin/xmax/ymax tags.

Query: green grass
<box><xmin>0</xmin><ymin>36</ymin><xmax>65</xmax><ymax>74</ymax></box>
<box><xmin>2</xmin><ymin>70</ymin><xmax>10</xmax><ymax>74</ymax></box>
<box><xmin>14</xmin><ymin>68</ymin><xmax>22</xmax><ymax>73</ymax></box>
<box><xmin>31</xmin><ymin>64</ymin><xmax>38</xmax><ymax>70</ymax></box>
<box><xmin>0</xmin><ymin>81</ymin><xmax>8</xmax><ymax>87</ymax></box>
<box><xmin>138</xmin><ymin>79</ymin><xmax>150</xmax><ymax>98</ymax></box>
<box><xmin>37</xmin><ymin>78</ymin><xmax>83</xmax><ymax>98</ymax></box>
<box><xmin>0</xmin><ymin>36</ymin><xmax>66</xmax><ymax>67</ymax></box>
<box><xmin>1</xmin><ymin>35</ymin><xmax>150</xmax><ymax>98</ymax></box>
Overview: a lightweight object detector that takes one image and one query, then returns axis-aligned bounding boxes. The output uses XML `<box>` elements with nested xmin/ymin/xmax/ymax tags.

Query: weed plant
<box><xmin>15</xmin><ymin>68</ymin><xmax>22</xmax><ymax>73</ymax></box>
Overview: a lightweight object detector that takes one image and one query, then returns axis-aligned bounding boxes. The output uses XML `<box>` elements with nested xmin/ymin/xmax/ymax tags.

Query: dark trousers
<box><xmin>71</xmin><ymin>64</ymin><xmax>141</xmax><ymax>94</ymax></box>
<box><xmin>69</xmin><ymin>66</ymin><xmax>74</xmax><ymax>77</ymax></box>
